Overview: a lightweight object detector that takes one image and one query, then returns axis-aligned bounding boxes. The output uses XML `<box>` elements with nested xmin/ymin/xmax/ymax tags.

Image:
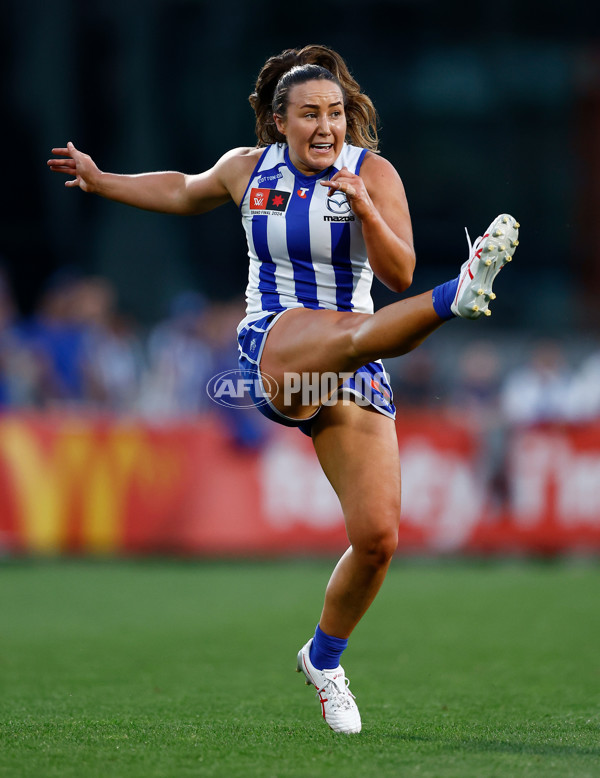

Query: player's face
<box><xmin>274</xmin><ymin>80</ymin><xmax>346</xmax><ymax>175</ymax></box>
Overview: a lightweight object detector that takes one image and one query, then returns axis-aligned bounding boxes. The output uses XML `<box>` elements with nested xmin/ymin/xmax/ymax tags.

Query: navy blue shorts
<box><xmin>237</xmin><ymin>311</ymin><xmax>396</xmax><ymax>437</ymax></box>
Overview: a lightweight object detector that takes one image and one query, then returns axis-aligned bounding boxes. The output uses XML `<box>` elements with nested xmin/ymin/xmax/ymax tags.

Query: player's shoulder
<box><xmin>211</xmin><ymin>146</ymin><xmax>269</xmax><ymax>205</ymax></box>
<box><xmin>216</xmin><ymin>146</ymin><xmax>264</xmax><ymax>174</ymax></box>
<box><xmin>360</xmin><ymin>151</ymin><xmax>405</xmax><ymax>201</ymax></box>
<box><xmin>360</xmin><ymin>150</ymin><xmax>401</xmax><ymax>180</ymax></box>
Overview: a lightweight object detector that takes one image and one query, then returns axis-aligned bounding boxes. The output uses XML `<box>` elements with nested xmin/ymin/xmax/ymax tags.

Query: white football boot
<box><xmin>451</xmin><ymin>213</ymin><xmax>520</xmax><ymax>319</ymax></box>
<box><xmin>296</xmin><ymin>639</ymin><xmax>361</xmax><ymax>734</ymax></box>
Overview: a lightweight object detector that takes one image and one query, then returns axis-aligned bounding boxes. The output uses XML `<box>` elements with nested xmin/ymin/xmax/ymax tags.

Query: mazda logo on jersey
<box><xmin>326</xmin><ymin>191</ymin><xmax>352</xmax><ymax>214</ymax></box>
<box><xmin>250</xmin><ymin>188</ymin><xmax>291</xmax><ymax>215</ymax></box>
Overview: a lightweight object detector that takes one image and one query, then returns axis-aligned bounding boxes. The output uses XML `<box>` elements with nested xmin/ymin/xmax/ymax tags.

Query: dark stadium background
<box><xmin>2</xmin><ymin>0</ymin><xmax>599</xmax><ymax>335</ymax></box>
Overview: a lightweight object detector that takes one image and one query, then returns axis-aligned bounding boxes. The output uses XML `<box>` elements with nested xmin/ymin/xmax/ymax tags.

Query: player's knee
<box><xmin>330</xmin><ymin>314</ymin><xmax>371</xmax><ymax>369</ymax></box>
<box><xmin>345</xmin><ymin>321</ymin><xmax>369</xmax><ymax>365</ymax></box>
<box><xmin>353</xmin><ymin>524</ymin><xmax>399</xmax><ymax>567</ymax></box>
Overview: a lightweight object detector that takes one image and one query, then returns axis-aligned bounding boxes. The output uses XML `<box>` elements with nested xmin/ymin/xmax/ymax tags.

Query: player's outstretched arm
<box><xmin>47</xmin><ymin>141</ymin><xmax>242</xmax><ymax>215</ymax></box>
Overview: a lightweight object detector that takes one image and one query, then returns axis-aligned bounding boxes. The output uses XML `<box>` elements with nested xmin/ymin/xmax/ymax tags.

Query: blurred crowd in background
<box><xmin>1</xmin><ymin>263</ymin><xmax>600</xmax><ymax>444</ymax></box>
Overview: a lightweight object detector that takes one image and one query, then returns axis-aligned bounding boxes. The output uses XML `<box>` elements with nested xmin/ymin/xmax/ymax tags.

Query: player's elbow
<box><xmin>386</xmin><ymin>270</ymin><xmax>413</xmax><ymax>293</ymax></box>
<box><xmin>382</xmin><ymin>259</ymin><xmax>415</xmax><ymax>293</ymax></box>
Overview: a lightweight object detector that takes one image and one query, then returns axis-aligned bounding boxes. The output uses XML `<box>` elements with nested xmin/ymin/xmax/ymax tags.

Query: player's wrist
<box><xmin>90</xmin><ymin>170</ymin><xmax>115</xmax><ymax>197</ymax></box>
<box><xmin>355</xmin><ymin>202</ymin><xmax>382</xmax><ymax>228</ymax></box>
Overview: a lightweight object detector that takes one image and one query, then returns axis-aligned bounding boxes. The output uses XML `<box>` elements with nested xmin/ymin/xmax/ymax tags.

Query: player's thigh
<box><xmin>311</xmin><ymin>399</ymin><xmax>401</xmax><ymax>555</ymax></box>
<box><xmin>260</xmin><ymin>308</ymin><xmax>371</xmax><ymax>419</ymax></box>
<box><xmin>261</xmin><ymin>307</ymin><xmax>369</xmax><ymax>377</ymax></box>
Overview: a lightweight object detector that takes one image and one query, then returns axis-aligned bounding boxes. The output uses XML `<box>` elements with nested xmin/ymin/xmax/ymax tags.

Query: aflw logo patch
<box><xmin>250</xmin><ymin>188</ymin><xmax>291</xmax><ymax>215</ymax></box>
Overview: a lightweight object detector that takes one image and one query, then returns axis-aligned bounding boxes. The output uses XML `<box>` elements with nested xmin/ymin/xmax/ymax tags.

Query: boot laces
<box><xmin>316</xmin><ymin>675</ymin><xmax>356</xmax><ymax>710</ymax></box>
<box><xmin>465</xmin><ymin>227</ymin><xmax>485</xmax><ymax>259</ymax></box>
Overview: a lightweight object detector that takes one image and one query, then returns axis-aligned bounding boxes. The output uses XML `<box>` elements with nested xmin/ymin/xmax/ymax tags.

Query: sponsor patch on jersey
<box><xmin>327</xmin><ymin>191</ymin><xmax>352</xmax><ymax>214</ymax></box>
<box><xmin>257</xmin><ymin>171</ymin><xmax>283</xmax><ymax>186</ymax></box>
<box><xmin>249</xmin><ymin>188</ymin><xmax>291</xmax><ymax>215</ymax></box>
<box><xmin>323</xmin><ymin>191</ymin><xmax>354</xmax><ymax>221</ymax></box>
<box><xmin>323</xmin><ymin>215</ymin><xmax>355</xmax><ymax>222</ymax></box>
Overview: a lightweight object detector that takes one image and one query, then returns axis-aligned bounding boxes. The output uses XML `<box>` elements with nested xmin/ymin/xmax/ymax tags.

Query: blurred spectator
<box><xmin>451</xmin><ymin>340</ymin><xmax>507</xmax><ymax>508</ymax></box>
<box><xmin>12</xmin><ymin>268</ymin><xmax>144</xmax><ymax>413</ymax></box>
<box><xmin>141</xmin><ymin>291</ymin><xmax>214</xmax><ymax>417</ymax></box>
<box><xmin>72</xmin><ymin>277</ymin><xmax>145</xmax><ymax>413</ymax></box>
<box><xmin>0</xmin><ymin>268</ymin><xmax>18</xmax><ymax>407</ymax></box>
<box><xmin>387</xmin><ymin>347</ymin><xmax>439</xmax><ymax>407</ymax></box>
<box><xmin>16</xmin><ymin>267</ymin><xmax>90</xmax><ymax>406</ymax></box>
<box><xmin>452</xmin><ymin>341</ymin><xmax>501</xmax><ymax>411</ymax></box>
<box><xmin>0</xmin><ymin>266</ymin><xmax>47</xmax><ymax>408</ymax></box>
<box><xmin>203</xmin><ymin>298</ymin><xmax>269</xmax><ymax>449</ymax></box>
<box><xmin>564</xmin><ymin>345</ymin><xmax>600</xmax><ymax>421</ymax></box>
<box><xmin>499</xmin><ymin>340</ymin><xmax>574</xmax><ymax>426</ymax></box>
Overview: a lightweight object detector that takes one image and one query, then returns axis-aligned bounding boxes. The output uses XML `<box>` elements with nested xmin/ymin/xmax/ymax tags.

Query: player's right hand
<box><xmin>47</xmin><ymin>142</ymin><xmax>100</xmax><ymax>192</ymax></box>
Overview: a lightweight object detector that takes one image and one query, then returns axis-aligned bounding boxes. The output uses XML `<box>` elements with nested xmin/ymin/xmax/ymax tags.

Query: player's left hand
<box><xmin>320</xmin><ymin>167</ymin><xmax>375</xmax><ymax>221</ymax></box>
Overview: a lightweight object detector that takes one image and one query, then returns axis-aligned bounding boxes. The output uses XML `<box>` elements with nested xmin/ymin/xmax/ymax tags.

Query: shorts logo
<box><xmin>250</xmin><ymin>188</ymin><xmax>291</xmax><ymax>215</ymax></box>
<box><xmin>371</xmin><ymin>378</ymin><xmax>391</xmax><ymax>400</ymax></box>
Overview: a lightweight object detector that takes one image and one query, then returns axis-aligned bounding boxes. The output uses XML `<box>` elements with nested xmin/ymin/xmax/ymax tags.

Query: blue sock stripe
<box><xmin>309</xmin><ymin>624</ymin><xmax>348</xmax><ymax>670</ymax></box>
<box><xmin>432</xmin><ymin>276</ymin><xmax>459</xmax><ymax>320</ymax></box>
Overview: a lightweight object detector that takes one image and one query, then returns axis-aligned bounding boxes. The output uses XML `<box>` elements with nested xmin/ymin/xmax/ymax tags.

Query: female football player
<box><xmin>48</xmin><ymin>44</ymin><xmax>519</xmax><ymax>734</ymax></box>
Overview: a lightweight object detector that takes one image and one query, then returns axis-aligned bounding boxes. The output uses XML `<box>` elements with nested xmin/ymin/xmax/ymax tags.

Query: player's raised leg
<box><xmin>262</xmin><ymin>214</ymin><xmax>520</xmax><ymax>420</ymax></box>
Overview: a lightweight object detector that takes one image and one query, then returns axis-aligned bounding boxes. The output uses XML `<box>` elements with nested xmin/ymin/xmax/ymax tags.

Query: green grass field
<box><xmin>1</xmin><ymin>558</ymin><xmax>599</xmax><ymax>778</ymax></box>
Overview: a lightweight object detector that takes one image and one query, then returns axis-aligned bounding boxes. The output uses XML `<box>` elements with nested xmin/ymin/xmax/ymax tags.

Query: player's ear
<box><xmin>274</xmin><ymin>114</ymin><xmax>286</xmax><ymax>135</ymax></box>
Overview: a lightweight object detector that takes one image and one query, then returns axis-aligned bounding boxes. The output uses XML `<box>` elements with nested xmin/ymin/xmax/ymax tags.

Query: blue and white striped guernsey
<box><xmin>240</xmin><ymin>142</ymin><xmax>374</xmax><ymax>319</ymax></box>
